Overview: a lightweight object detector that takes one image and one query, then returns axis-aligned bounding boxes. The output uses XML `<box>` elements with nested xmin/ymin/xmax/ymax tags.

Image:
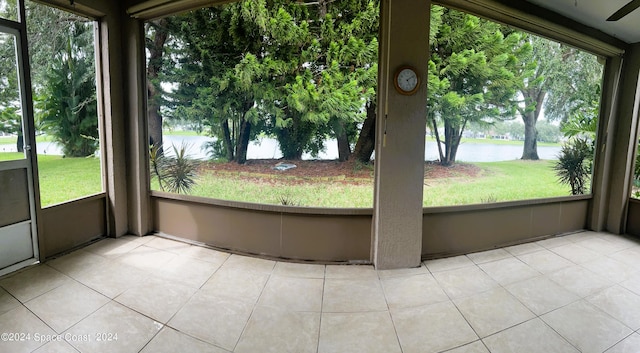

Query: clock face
<box><xmin>395</xmin><ymin>67</ymin><xmax>419</xmax><ymax>94</ymax></box>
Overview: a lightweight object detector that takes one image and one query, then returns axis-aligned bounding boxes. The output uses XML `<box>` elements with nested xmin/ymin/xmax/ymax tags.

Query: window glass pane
<box><xmin>0</xmin><ymin>0</ymin><xmax>18</xmax><ymax>22</ymax></box>
<box><xmin>424</xmin><ymin>5</ymin><xmax>603</xmax><ymax>206</ymax></box>
<box><xmin>0</xmin><ymin>32</ymin><xmax>25</xmax><ymax>161</ymax></box>
<box><xmin>26</xmin><ymin>1</ymin><xmax>102</xmax><ymax>207</ymax></box>
<box><xmin>147</xmin><ymin>0</ymin><xmax>378</xmax><ymax>208</ymax></box>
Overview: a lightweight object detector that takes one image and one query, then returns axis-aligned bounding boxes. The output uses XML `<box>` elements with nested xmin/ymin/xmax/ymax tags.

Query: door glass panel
<box><xmin>0</xmin><ymin>31</ymin><xmax>25</xmax><ymax>161</ymax></box>
<box><xmin>0</xmin><ymin>0</ymin><xmax>18</xmax><ymax>22</ymax></box>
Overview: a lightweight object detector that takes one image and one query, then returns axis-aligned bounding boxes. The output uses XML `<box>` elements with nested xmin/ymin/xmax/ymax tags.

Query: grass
<box><xmin>423</xmin><ymin>160</ymin><xmax>570</xmax><ymax>206</ymax></box>
<box><xmin>0</xmin><ymin>152</ymin><xmax>102</xmax><ymax>207</ymax></box>
<box><xmin>153</xmin><ymin>159</ymin><xmax>575</xmax><ymax>208</ymax></box>
<box><xmin>0</xmin><ymin>135</ymin><xmax>55</xmax><ymax>145</ymax></box>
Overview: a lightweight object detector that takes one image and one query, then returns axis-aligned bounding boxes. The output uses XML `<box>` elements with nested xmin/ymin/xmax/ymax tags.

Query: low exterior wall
<box><xmin>152</xmin><ymin>192</ymin><xmax>592</xmax><ymax>264</ymax></box>
<box><xmin>422</xmin><ymin>196</ymin><xmax>590</xmax><ymax>258</ymax></box>
<box><xmin>39</xmin><ymin>194</ymin><xmax>107</xmax><ymax>259</ymax></box>
<box><xmin>151</xmin><ymin>192</ymin><xmax>373</xmax><ymax>263</ymax></box>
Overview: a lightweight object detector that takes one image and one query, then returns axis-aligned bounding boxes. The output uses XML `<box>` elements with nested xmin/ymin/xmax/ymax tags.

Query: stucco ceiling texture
<box><xmin>526</xmin><ymin>0</ymin><xmax>640</xmax><ymax>43</ymax></box>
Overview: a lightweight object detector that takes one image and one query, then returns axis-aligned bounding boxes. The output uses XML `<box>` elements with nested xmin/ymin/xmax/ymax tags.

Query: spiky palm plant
<box><xmin>554</xmin><ymin>138</ymin><xmax>590</xmax><ymax>195</ymax></box>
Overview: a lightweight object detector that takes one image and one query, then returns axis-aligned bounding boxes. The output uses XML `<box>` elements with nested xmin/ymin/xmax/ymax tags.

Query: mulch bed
<box><xmin>198</xmin><ymin>159</ymin><xmax>483</xmax><ymax>185</ymax></box>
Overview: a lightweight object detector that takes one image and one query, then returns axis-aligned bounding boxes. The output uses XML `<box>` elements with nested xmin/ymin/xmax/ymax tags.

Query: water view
<box><xmin>0</xmin><ymin>134</ymin><xmax>562</xmax><ymax>162</ymax></box>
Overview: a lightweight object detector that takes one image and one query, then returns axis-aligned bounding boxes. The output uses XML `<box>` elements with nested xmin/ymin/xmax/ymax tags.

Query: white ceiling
<box><xmin>525</xmin><ymin>0</ymin><xmax>640</xmax><ymax>43</ymax></box>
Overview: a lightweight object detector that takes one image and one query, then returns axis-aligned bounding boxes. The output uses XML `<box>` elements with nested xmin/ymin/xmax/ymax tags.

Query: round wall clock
<box><xmin>393</xmin><ymin>66</ymin><xmax>420</xmax><ymax>95</ymax></box>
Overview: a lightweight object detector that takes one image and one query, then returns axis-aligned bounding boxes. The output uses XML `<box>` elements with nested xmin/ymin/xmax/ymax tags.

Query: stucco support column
<box><xmin>99</xmin><ymin>15</ymin><xmax>129</xmax><ymax>237</ymax></box>
<box><xmin>372</xmin><ymin>0</ymin><xmax>430</xmax><ymax>269</ymax></box>
<box><xmin>596</xmin><ymin>44</ymin><xmax>640</xmax><ymax>234</ymax></box>
<box><xmin>121</xmin><ymin>15</ymin><xmax>152</xmax><ymax>236</ymax></box>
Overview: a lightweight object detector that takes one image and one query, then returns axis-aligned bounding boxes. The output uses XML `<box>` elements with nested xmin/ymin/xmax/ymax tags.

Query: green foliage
<box><xmin>554</xmin><ymin>138</ymin><xmax>591</xmax><ymax>195</ymax></box>
<box><xmin>35</xmin><ymin>21</ymin><xmax>98</xmax><ymax>157</ymax></box>
<box><xmin>428</xmin><ymin>6</ymin><xmax>528</xmax><ymax>165</ymax></box>
<box><xmin>150</xmin><ymin>144</ymin><xmax>199</xmax><ymax>194</ymax></box>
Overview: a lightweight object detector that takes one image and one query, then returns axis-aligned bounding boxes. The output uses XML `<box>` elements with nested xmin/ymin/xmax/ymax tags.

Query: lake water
<box><xmin>0</xmin><ymin>135</ymin><xmax>561</xmax><ymax>162</ymax></box>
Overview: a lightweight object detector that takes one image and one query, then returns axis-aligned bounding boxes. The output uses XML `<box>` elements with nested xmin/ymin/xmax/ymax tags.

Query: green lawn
<box><xmin>0</xmin><ymin>152</ymin><xmax>102</xmax><ymax>207</ymax></box>
<box><xmin>1</xmin><ymin>150</ymin><xmax>573</xmax><ymax>208</ymax></box>
<box><xmin>161</xmin><ymin>159</ymin><xmax>575</xmax><ymax>207</ymax></box>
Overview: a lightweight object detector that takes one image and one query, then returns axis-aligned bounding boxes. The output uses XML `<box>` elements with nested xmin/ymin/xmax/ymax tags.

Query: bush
<box><xmin>554</xmin><ymin>138</ymin><xmax>591</xmax><ymax>195</ymax></box>
<box><xmin>150</xmin><ymin>143</ymin><xmax>198</xmax><ymax>194</ymax></box>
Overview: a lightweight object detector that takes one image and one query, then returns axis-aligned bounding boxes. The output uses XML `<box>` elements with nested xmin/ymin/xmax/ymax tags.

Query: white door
<box><xmin>0</xmin><ymin>2</ymin><xmax>39</xmax><ymax>276</ymax></box>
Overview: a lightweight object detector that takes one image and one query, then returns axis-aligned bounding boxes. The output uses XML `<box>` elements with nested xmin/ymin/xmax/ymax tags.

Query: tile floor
<box><xmin>0</xmin><ymin>231</ymin><xmax>640</xmax><ymax>352</ymax></box>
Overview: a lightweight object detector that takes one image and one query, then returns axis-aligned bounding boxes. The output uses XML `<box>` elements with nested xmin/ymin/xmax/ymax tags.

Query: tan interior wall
<box><xmin>39</xmin><ymin>195</ymin><xmax>106</xmax><ymax>259</ymax></box>
<box><xmin>422</xmin><ymin>198</ymin><xmax>589</xmax><ymax>258</ymax></box>
<box><xmin>152</xmin><ymin>195</ymin><xmax>372</xmax><ymax>263</ymax></box>
<box><xmin>626</xmin><ymin>199</ymin><xmax>640</xmax><ymax>237</ymax></box>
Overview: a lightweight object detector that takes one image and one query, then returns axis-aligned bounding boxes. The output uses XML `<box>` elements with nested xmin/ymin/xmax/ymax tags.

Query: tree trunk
<box><xmin>521</xmin><ymin>112</ymin><xmax>539</xmax><ymax>160</ymax></box>
<box><xmin>221</xmin><ymin>120</ymin><xmax>234</xmax><ymax>161</ymax></box>
<box><xmin>146</xmin><ymin>19</ymin><xmax>169</xmax><ymax>153</ymax></box>
<box><xmin>520</xmin><ymin>90</ymin><xmax>546</xmax><ymax>160</ymax></box>
<box><xmin>431</xmin><ymin>116</ymin><xmax>445</xmax><ymax>163</ymax></box>
<box><xmin>16</xmin><ymin>133</ymin><xmax>23</xmax><ymax>153</ymax></box>
<box><xmin>235</xmin><ymin>119</ymin><xmax>252</xmax><ymax>164</ymax></box>
<box><xmin>353</xmin><ymin>102</ymin><xmax>376</xmax><ymax>163</ymax></box>
<box><xmin>331</xmin><ymin>118</ymin><xmax>351</xmax><ymax>162</ymax></box>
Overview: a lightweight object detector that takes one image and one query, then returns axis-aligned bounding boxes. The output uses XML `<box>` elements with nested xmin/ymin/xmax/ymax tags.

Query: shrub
<box><xmin>554</xmin><ymin>138</ymin><xmax>590</xmax><ymax>195</ymax></box>
<box><xmin>150</xmin><ymin>143</ymin><xmax>198</xmax><ymax>194</ymax></box>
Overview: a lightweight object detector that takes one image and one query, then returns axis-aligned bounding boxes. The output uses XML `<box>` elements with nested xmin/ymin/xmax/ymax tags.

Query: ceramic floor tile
<box><xmin>604</xmin><ymin>333</ymin><xmax>640</xmax><ymax>353</ymax></box>
<box><xmin>391</xmin><ymin>301</ymin><xmax>478</xmax><ymax>353</ymax></box>
<box><xmin>257</xmin><ymin>276</ymin><xmax>323</xmax><ymax>312</ymax></box>
<box><xmin>66</xmin><ymin>301</ymin><xmax>162</xmax><ymax>353</ymax></box>
<box><xmin>581</xmin><ymin>257</ymin><xmax>639</xmax><ymax>284</ymax></box>
<box><xmin>140</xmin><ymin>327</ymin><xmax>229</xmax><ymax>353</ymax></box>
<box><xmin>200</xmin><ymin>268</ymin><xmax>269</xmax><ymax>303</ymax></box>
<box><xmin>466</xmin><ymin>248</ymin><xmax>512</xmax><ymax>264</ymax></box>
<box><xmin>0</xmin><ymin>265</ymin><xmax>73</xmax><ymax>303</ymax></box>
<box><xmin>25</xmin><ymin>281</ymin><xmax>109</xmax><ymax>333</ymax></box>
<box><xmin>119</xmin><ymin>234</ymin><xmax>157</xmax><ymax>245</ymax></box>
<box><xmin>0</xmin><ymin>286</ymin><xmax>20</xmax><ymax>315</ymax></box>
<box><xmin>168</xmin><ymin>291</ymin><xmax>254</xmax><ymax>351</ymax></box>
<box><xmin>32</xmin><ymin>340</ymin><xmax>81</xmax><ymax>353</ymax></box>
<box><xmin>482</xmin><ymin>318</ymin><xmax>579</xmax><ymax>353</ymax></box>
<box><xmin>596</xmin><ymin>234</ymin><xmax>640</xmax><ymax>250</ymax></box>
<box><xmin>144</xmin><ymin>237</ymin><xmax>192</xmax><ymax>253</ymax></box>
<box><xmin>323</xmin><ymin>278</ymin><xmax>387</xmax><ymax>312</ymax></box>
<box><xmin>83</xmin><ymin>238</ymin><xmax>141</xmax><ymax>258</ymax></box>
<box><xmin>319</xmin><ymin>311</ymin><xmax>401</xmax><ymax>353</ymax></box>
<box><xmin>176</xmin><ymin>245</ymin><xmax>230</xmax><ymax>265</ymax></box>
<box><xmin>46</xmin><ymin>249</ymin><xmax>109</xmax><ymax>279</ymax></box>
<box><xmin>324</xmin><ymin>264</ymin><xmax>378</xmax><ymax>279</ymax></box>
<box><xmin>423</xmin><ymin>255</ymin><xmax>475</xmax><ymax>273</ymax></box>
<box><xmin>517</xmin><ymin>250</ymin><xmax>574</xmax><ymax>274</ymax></box>
<box><xmin>620</xmin><ymin>272</ymin><xmax>640</xmax><ymax>296</ymax></box>
<box><xmin>0</xmin><ymin>305</ymin><xmax>56</xmax><ymax>353</ymax></box>
<box><xmin>454</xmin><ymin>287</ymin><xmax>535</xmax><ymax>338</ymax></box>
<box><xmin>116</xmin><ymin>245</ymin><xmax>178</xmax><ymax>273</ymax></box>
<box><xmin>536</xmin><ymin>236</ymin><xmax>573</xmax><ymax>249</ymax></box>
<box><xmin>377</xmin><ymin>264</ymin><xmax>429</xmax><ymax>278</ymax></box>
<box><xmin>551</xmin><ymin>243</ymin><xmax>602</xmax><ymax>264</ymax></box>
<box><xmin>272</xmin><ymin>262</ymin><xmax>325</xmax><ymax>278</ymax></box>
<box><xmin>72</xmin><ymin>261</ymin><xmax>149</xmax><ymax>298</ymax></box>
<box><xmin>115</xmin><ymin>276</ymin><xmax>197</xmax><ymax>323</ymax></box>
<box><xmin>610</xmin><ymin>247</ymin><xmax>640</xmax><ymax>268</ymax></box>
<box><xmin>443</xmin><ymin>341</ymin><xmax>489</xmax><ymax>353</ymax></box>
<box><xmin>219</xmin><ymin>254</ymin><xmax>275</xmax><ymax>274</ymax></box>
<box><xmin>478</xmin><ymin>257</ymin><xmax>540</xmax><ymax>286</ymax></box>
<box><xmin>548</xmin><ymin>265</ymin><xmax>614</xmax><ymax>297</ymax></box>
<box><xmin>154</xmin><ymin>255</ymin><xmax>221</xmax><ymax>288</ymax></box>
<box><xmin>541</xmin><ymin>300</ymin><xmax>632</xmax><ymax>353</ymax></box>
<box><xmin>504</xmin><ymin>242</ymin><xmax>545</xmax><ymax>256</ymax></box>
<box><xmin>381</xmin><ymin>273</ymin><xmax>449</xmax><ymax>309</ymax></box>
<box><xmin>235</xmin><ymin>306</ymin><xmax>320</xmax><ymax>353</ymax></box>
<box><xmin>505</xmin><ymin>276</ymin><xmax>579</xmax><ymax>315</ymax></box>
<box><xmin>575</xmin><ymin>236</ymin><xmax>629</xmax><ymax>255</ymax></box>
<box><xmin>432</xmin><ymin>266</ymin><xmax>499</xmax><ymax>299</ymax></box>
<box><xmin>586</xmin><ymin>285</ymin><xmax>640</xmax><ymax>330</ymax></box>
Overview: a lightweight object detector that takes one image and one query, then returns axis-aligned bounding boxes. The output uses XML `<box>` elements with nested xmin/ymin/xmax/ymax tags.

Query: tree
<box><xmin>428</xmin><ymin>6</ymin><xmax>525</xmax><ymax>166</ymax></box>
<box><xmin>36</xmin><ymin>21</ymin><xmax>98</xmax><ymax>157</ymax></box>
<box><xmin>0</xmin><ymin>32</ymin><xmax>23</xmax><ymax>152</ymax></box>
<box><xmin>146</xmin><ymin>18</ymin><xmax>170</xmax><ymax>152</ymax></box>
